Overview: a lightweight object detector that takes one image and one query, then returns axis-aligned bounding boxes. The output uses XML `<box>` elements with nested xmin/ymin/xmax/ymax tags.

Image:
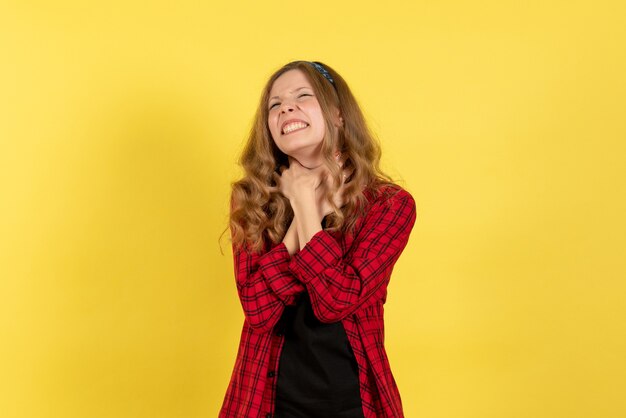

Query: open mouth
<box><xmin>282</xmin><ymin>122</ymin><xmax>309</xmax><ymax>135</ymax></box>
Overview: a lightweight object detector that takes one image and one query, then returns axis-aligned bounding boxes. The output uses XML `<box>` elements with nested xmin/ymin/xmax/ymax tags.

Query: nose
<box><xmin>279</xmin><ymin>100</ymin><xmax>296</xmax><ymax>113</ymax></box>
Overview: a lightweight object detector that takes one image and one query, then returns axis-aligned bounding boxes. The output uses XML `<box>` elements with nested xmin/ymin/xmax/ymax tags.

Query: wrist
<box><xmin>293</xmin><ymin>205</ymin><xmax>323</xmax><ymax>226</ymax></box>
<box><xmin>282</xmin><ymin>217</ymin><xmax>299</xmax><ymax>256</ymax></box>
<box><xmin>292</xmin><ymin>196</ymin><xmax>322</xmax><ymax>223</ymax></box>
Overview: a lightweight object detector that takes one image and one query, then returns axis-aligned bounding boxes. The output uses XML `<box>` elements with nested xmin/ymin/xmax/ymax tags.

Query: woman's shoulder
<box><xmin>362</xmin><ymin>182</ymin><xmax>414</xmax><ymax>208</ymax></box>
<box><xmin>347</xmin><ymin>182</ymin><xmax>415</xmax><ymax>235</ymax></box>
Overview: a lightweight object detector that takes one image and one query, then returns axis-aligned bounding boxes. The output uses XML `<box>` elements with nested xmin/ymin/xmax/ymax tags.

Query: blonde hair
<box><xmin>219</xmin><ymin>60</ymin><xmax>402</xmax><ymax>254</ymax></box>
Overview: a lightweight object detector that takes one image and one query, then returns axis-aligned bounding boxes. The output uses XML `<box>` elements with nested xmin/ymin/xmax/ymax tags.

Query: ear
<box><xmin>333</xmin><ymin>107</ymin><xmax>344</xmax><ymax>128</ymax></box>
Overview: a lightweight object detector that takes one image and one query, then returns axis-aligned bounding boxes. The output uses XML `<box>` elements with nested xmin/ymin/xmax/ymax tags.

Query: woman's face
<box><xmin>267</xmin><ymin>69</ymin><xmax>328</xmax><ymax>163</ymax></box>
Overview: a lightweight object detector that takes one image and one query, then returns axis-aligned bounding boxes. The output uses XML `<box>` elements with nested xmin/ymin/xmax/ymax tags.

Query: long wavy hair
<box><xmin>219</xmin><ymin>60</ymin><xmax>403</xmax><ymax>254</ymax></box>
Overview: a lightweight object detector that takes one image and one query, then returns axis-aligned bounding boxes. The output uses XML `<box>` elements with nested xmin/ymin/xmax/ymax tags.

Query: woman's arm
<box><xmin>233</xmin><ymin>236</ymin><xmax>305</xmax><ymax>332</ymax></box>
<box><xmin>287</xmin><ymin>189</ymin><xmax>417</xmax><ymax>323</ymax></box>
<box><xmin>230</xmin><ymin>193</ymin><xmax>304</xmax><ymax>333</ymax></box>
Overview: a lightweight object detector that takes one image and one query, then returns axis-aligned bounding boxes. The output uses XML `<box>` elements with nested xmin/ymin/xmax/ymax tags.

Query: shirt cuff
<box><xmin>288</xmin><ymin>229</ymin><xmax>343</xmax><ymax>284</ymax></box>
<box><xmin>258</xmin><ymin>241</ymin><xmax>304</xmax><ymax>298</ymax></box>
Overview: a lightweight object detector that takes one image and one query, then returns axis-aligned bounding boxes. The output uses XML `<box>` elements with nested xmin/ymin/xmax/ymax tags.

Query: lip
<box><xmin>281</xmin><ymin>118</ymin><xmax>309</xmax><ymax>134</ymax></box>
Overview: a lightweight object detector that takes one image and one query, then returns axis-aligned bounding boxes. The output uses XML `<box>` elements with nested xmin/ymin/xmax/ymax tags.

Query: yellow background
<box><xmin>1</xmin><ymin>1</ymin><xmax>625</xmax><ymax>417</ymax></box>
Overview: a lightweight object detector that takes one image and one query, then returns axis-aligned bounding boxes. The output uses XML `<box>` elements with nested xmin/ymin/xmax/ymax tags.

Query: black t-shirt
<box><xmin>273</xmin><ymin>289</ymin><xmax>365</xmax><ymax>418</ymax></box>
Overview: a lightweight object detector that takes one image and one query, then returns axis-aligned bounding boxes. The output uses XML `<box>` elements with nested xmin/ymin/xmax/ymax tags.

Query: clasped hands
<box><xmin>274</xmin><ymin>154</ymin><xmax>350</xmax><ymax>222</ymax></box>
<box><xmin>273</xmin><ymin>154</ymin><xmax>351</xmax><ymax>254</ymax></box>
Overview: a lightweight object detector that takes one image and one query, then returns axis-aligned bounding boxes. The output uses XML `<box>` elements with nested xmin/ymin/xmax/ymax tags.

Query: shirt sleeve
<box><xmin>287</xmin><ymin>189</ymin><xmax>417</xmax><ymax>323</ymax></box>
<box><xmin>233</xmin><ymin>239</ymin><xmax>306</xmax><ymax>333</ymax></box>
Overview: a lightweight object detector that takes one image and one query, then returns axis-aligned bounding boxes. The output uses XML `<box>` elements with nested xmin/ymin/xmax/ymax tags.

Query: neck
<box><xmin>288</xmin><ymin>149</ymin><xmax>340</xmax><ymax>169</ymax></box>
<box><xmin>288</xmin><ymin>155</ymin><xmax>323</xmax><ymax>169</ymax></box>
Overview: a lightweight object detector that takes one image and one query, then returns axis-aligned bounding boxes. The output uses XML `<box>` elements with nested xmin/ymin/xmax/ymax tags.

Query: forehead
<box><xmin>268</xmin><ymin>69</ymin><xmax>313</xmax><ymax>98</ymax></box>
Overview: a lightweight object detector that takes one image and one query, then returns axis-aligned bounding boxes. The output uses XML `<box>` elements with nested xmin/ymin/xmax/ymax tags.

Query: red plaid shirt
<box><xmin>219</xmin><ymin>184</ymin><xmax>417</xmax><ymax>418</ymax></box>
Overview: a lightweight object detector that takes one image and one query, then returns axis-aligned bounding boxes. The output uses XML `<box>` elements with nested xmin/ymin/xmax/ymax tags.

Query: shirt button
<box><xmin>267</xmin><ymin>371</ymin><xmax>275</xmax><ymax>377</ymax></box>
<box><xmin>265</xmin><ymin>414</ymin><xmax>272</xmax><ymax>418</ymax></box>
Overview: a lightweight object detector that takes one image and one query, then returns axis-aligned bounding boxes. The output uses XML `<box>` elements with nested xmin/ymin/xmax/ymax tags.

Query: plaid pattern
<box><xmin>220</xmin><ymin>185</ymin><xmax>417</xmax><ymax>418</ymax></box>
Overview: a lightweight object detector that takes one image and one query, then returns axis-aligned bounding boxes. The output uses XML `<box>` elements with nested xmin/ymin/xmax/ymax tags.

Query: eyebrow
<box><xmin>269</xmin><ymin>86</ymin><xmax>311</xmax><ymax>102</ymax></box>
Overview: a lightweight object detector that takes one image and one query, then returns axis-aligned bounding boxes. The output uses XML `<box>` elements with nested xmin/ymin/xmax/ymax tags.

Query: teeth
<box><xmin>282</xmin><ymin>122</ymin><xmax>308</xmax><ymax>134</ymax></box>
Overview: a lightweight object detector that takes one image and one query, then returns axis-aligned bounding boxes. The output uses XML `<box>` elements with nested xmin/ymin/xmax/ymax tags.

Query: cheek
<box><xmin>308</xmin><ymin>106</ymin><xmax>326</xmax><ymax>130</ymax></box>
<box><xmin>312</xmin><ymin>115</ymin><xmax>327</xmax><ymax>134</ymax></box>
<box><xmin>267</xmin><ymin>116</ymin><xmax>278</xmax><ymax>137</ymax></box>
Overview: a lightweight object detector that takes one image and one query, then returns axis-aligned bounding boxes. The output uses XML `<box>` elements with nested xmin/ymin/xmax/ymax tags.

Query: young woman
<box><xmin>219</xmin><ymin>60</ymin><xmax>417</xmax><ymax>418</ymax></box>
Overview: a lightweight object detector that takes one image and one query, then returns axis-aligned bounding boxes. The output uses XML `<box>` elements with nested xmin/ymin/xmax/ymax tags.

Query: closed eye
<box><xmin>269</xmin><ymin>93</ymin><xmax>313</xmax><ymax>110</ymax></box>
